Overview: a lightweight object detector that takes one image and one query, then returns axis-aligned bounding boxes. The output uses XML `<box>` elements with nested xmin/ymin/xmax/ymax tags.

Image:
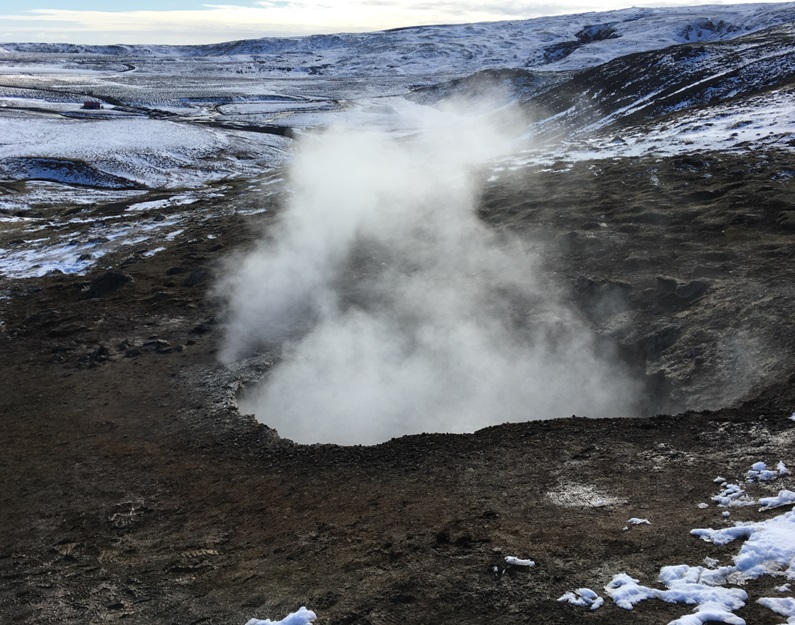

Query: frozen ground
<box><xmin>1</xmin><ymin>3</ymin><xmax>794</xmax><ymax>278</ymax></box>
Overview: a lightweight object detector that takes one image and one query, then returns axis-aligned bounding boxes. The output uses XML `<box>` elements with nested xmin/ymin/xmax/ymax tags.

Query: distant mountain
<box><xmin>1</xmin><ymin>3</ymin><xmax>793</xmax><ymax>195</ymax></box>
<box><xmin>524</xmin><ymin>22</ymin><xmax>795</xmax><ymax>140</ymax></box>
<box><xmin>2</xmin><ymin>3</ymin><xmax>794</xmax><ymax>78</ymax></box>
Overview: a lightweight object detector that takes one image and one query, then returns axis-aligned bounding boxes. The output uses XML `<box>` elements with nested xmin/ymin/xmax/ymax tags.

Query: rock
<box><xmin>674</xmin><ymin>280</ymin><xmax>710</xmax><ymax>302</ymax></box>
<box><xmin>47</xmin><ymin>323</ymin><xmax>89</xmax><ymax>338</ymax></box>
<box><xmin>85</xmin><ymin>270</ymin><xmax>133</xmax><ymax>298</ymax></box>
<box><xmin>776</xmin><ymin>211</ymin><xmax>795</xmax><ymax>231</ymax></box>
<box><xmin>93</xmin><ymin>345</ymin><xmax>111</xmax><ymax>362</ymax></box>
<box><xmin>655</xmin><ymin>277</ymin><xmax>709</xmax><ymax>308</ymax></box>
<box><xmin>183</xmin><ymin>268</ymin><xmax>210</xmax><ymax>287</ymax></box>
<box><xmin>640</xmin><ymin>326</ymin><xmax>680</xmax><ymax>359</ymax></box>
<box><xmin>142</xmin><ymin>339</ymin><xmax>171</xmax><ymax>353</ymax></box>
<box><xmin>190</xmin><ymin>318</ymin><xmax>216</xmax><ymax>335</ymax></box>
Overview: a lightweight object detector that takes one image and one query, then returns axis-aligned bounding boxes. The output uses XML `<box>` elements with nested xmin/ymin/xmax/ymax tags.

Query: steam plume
<box><xmin>217</xmin><ymin>97</ymin><xmax>641</xmax><ymax>445</ymax></box>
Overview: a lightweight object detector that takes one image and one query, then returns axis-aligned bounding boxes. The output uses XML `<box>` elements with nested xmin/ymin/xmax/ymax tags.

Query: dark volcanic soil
<box><xmin>1</xmin><ymin>150</ymin><xmax>794</xmax><ymax>625</ymax></box>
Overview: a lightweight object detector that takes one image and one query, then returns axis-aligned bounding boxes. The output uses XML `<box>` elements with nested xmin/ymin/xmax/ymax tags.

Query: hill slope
<box><xmin>1</xmin><ymin>5</ymin><xmax>795</xmax><ymax>625</ymax></box>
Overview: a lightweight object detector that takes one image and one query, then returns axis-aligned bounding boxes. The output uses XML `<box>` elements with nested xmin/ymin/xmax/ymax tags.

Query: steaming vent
<box><xmin>217</xmin><ymin>98</ymin><xmax>660</xmax><ymax>446</ymax></box>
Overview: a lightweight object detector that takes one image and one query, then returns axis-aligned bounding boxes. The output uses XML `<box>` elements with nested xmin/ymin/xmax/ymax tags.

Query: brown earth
<box><xmin>1</xmin><ymin>150</ymin><xmax>794</xmax><ymax>625</ymax></box>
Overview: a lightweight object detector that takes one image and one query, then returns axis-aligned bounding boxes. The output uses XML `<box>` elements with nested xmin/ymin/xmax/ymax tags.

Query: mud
<box><xmin>1</xmin><ymin>150</ymin><xmax>794</xmax><ymax>625</ymax></box>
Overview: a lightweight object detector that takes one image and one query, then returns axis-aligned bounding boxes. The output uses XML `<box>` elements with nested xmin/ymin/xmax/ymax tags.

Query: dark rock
<box><xmin>47</xmin><ymin>323</ymin><xmax>89</xmax><ymax>338</ymax></box>
<box><xmin>655</xmin><ymin>276</ymin><xmax>709</xmax><ymax>305</ymax></box>
<box><xmin>675</xmin><ymin>280</ymin><xmax>710</xmax><ymax>302</ymax></box>
<box><xmin>183</xmin><ymin>268</ymin><xmax>210</xmax><ymax>287</ymax></box>
<box><xmin>655</xmin><ymin>277</ymin><xmax>679</xmax><ymax>295</ymax></box>
<box><xmin>190</xmin><ymin>318</ymin><xmax>216</xmax><ymax>335</ymax></box>
<box><xmin>85</xmin><ymin>270</ymin><xmax>133</xmax><ymax>298</ymax></box>
<box><xmin>776</xmin><ymin>211</ymin><xmax>795</xmax><ymax>231</ymax></box>
<box><xmin>640</xmin><ymin>326</ymin><xmax>680</xmax><ymax>359</ymax></box>
<box><xmin>142</xmin><ymin>339</ymin><xmax>171</xmax><ymax>353</ymax></box>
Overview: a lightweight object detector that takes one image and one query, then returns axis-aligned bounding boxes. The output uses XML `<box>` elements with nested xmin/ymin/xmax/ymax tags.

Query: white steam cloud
<box><xmin>217</xmin><ymin>97</ymin><xmax>641</xmax><ymax>445</ymax></box>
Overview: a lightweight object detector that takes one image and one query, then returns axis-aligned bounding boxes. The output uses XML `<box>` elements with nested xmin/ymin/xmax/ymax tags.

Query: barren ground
<box><xmin>1</xmin><ymin>150</ymin><xmax>794</xmax><ymax>624</ymax></box>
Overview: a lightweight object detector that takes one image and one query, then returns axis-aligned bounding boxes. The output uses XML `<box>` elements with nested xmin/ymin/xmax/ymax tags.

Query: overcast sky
<box><xmin>0</xmin><ymin>1</ymin><xmax>783</xmax><ymax>45</ymax></box>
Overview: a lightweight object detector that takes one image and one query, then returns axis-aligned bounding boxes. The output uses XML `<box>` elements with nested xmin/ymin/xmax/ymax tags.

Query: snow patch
<box><xmin>713</xmin><ymin>483</ymin><xmax>756</xmax><ymax>508</ymax></box>
<box><xmin>747</xmin><ymin>461</ymin><xmax>780</xmax><ymax>483</ymax></box>
<box><xmin>558</xmin><ymin>587</ymin><xmax>604</xmax><ymax>610</ymax></box>
<box><xmin>759</xmin><ymin>490</ymin><xmax>795</xmax><ymax>512</ymax></box>
<box><xmin>245</xmin><ymin>607</ymin><xmax>316</xmax><ymax>625</ymax></box>
<box><xmin>605</xmin><ymin>568</ymin><xmax>748</xmax><ymax>620</ymax></box>
<box><xmin>757</xmin><ymin>596</ymin><xmax>795</xmax><ymax>623</ymax></box>
<box><xmin>691</xmin><ymin>510</ymin><xmax>795</xmax><ymax>580</ymax></box>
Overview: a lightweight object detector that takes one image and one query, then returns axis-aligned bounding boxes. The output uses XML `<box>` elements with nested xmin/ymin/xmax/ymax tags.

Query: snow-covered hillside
<box><xmin>1</xmin><ymin>2</ymin><xmax>794</xmax><ymax>278</ymax></box>
<box><xmin>2</xmin><ymin>3</ymin><xmax>795</xmax><ymax>77</ymax></box>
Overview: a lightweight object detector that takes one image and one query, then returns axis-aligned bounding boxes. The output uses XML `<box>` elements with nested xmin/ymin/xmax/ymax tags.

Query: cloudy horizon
<box><xmin>0</xmin><ymin>0</ymin><xmax>787</xmax><ymax>45</ymax></box>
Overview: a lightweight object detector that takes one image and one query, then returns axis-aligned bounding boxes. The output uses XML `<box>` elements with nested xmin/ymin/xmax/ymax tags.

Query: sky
<box><xmin>0</xmin><ymin>0</ymin><xmax>785</xmax><ymax>45</ymax></box>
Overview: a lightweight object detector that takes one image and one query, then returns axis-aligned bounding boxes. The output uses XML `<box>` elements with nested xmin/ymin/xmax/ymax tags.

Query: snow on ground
<box><xmin>245</xmin><ymin>607</ymin><xmax>316</xmax><ymax>625</ymax></box>
<box><xmin>758</xmin><ymin>596</ymin><xmax>795</xmax><ymax>623</ymax></box>
<box><xmin>747</xmin><ymin>461</ymin><xmax>788</xmax><ymax>483</ymax></box>
<box><xmin>500</xmin><ymin>86</ymin><xmax>795</xmax><ymax>175</ymax></box>
<box><xmin>558</xmin><ymin>587</ymin><xmax>605</xmax><ymax>610</ymax></box>
<box><xmin>563</xmin><ymin>458</ymin><xmax>795</xmax><ymax>625</ymax></box>
<box><xmin>2</xmin><ymin>6</ymin><xmax>794</xmax><ymax>281</ymax></box>
<box><xmin>0</xmin><ymin>214</ymin><xmax>179</xmax><ymax>278</ymax></box>
<box><xmin>0</xmin><ymin>182</ymin><xmax>146</xmax><ymax>214</ymax></box>
<box><xmin>0</xmin><ymin>187</ymin><xmax>229</xmax><ymax>278</ymax></box>
<box><xmin>242</xmin><ymin>453</ymin><xmax>795</xmax><ymax>625</ymax></box>
<box><xmin>4</xmin><ymin>4</ymin><xmax>794</xmax><ymax>79</ymax></box>
<box><xmin>713</xmin><ymin>482</ymin><xmax>757</xmax><ymax>508</ymax></box>
<box><xmin>0</xmin><ymin>112</ymin><xmax>264</xmax><ymax>189</ymax></box>
<box><xmin>760</xmin><ymin>491</ymin><xmax>795</xmax><ymax>511</ymax></box>
<box><xmin>691</xmin><ymin>510</ymin><xmax>795</xmax><ymax>580</ymax></box>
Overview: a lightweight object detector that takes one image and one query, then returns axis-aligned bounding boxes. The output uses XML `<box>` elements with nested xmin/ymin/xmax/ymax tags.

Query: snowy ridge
<box><xmin>2</xmin><ymin>4</ymin><xmax>794</xmax><ymax>77</ymax></box>
<box><xmin>523</xmin><ymin>23</ymin><xmax>795</xmax><ymax>140</ymax></box>
<box><xmin>2</xmin><ymin>3</ymin><xmax>795</xmax><ymax>278</ymax></box>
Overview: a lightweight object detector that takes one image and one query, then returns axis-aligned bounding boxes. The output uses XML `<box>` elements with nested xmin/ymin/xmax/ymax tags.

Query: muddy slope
<box><xmin>1</xmin><ymin>148</ymin><xmax>794</xmax><ymax>624</ymax></box>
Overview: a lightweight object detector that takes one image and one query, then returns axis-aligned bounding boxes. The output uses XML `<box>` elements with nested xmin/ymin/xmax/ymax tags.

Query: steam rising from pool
<box><xmin>217</xmin><ymin>98</ymin><xmax>642</xmax><ymax>445</ymax></box>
